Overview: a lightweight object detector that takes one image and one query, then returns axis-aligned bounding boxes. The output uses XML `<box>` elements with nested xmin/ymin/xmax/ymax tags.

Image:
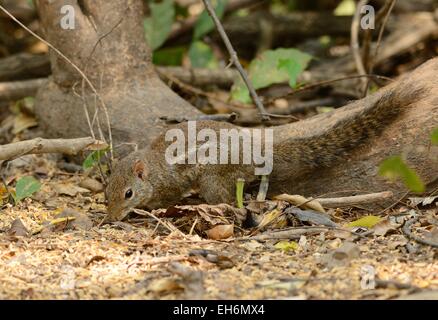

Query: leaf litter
<box><xmin>0</xmin><ymin>153</ymin><xmax>436</xmax><ymax>299</ymax></box>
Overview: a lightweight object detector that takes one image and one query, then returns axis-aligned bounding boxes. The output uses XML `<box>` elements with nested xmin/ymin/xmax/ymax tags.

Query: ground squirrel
<box><xmin>106</xmin><ymin>89</ymin><xmax>420</xmax><ymax>221</ymax></box>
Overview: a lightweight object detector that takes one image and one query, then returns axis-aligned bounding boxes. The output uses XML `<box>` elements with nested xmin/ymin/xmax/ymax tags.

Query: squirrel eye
<box><xmin>124</xmin><ymin>189</ymin><xmax>133</xmax><ymax>199</ymax></box>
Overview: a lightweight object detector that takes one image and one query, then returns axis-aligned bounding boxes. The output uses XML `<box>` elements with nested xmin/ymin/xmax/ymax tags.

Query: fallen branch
<box><xmin>0</xmin><ymin>137</ymin><xmax>107</xmax><ymax>161</ymax></box>
<box><xmin>316</xmin><ymin>191</ymin><xmax>394</xmax><ymax>208</ymax></box>
<box><xmin>0</xmin><ymin>78</ymin><xmax>47</xmax><ymax>101</ymax></box>
<box><xmin>0</xmin><ymin>53</ymin><xmax>50</xmax><ymax>81</ymax></box>
<box><xmin>158</xmin><ymin>66</ymin><xmax>237</xmax><ymax>88</ymax></box>
<box><xmin>0</xmin><ymin>67</ymin><xmax>240</xmax><ymax>103</ymax></box>
<box><xmin>160</xmin><ymin>113</ymin><xmax>237</xmax><ymax>124</ymax></box>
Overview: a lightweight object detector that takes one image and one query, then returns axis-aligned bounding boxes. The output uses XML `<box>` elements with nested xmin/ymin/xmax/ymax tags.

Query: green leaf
<box><xmin>13</xmin><ymin>176</ymin><xmax>41</xmax><ymax>204</ymax></box>
<box><xmin>193</xmin><ymin>0</ymin><xmax>228</xmax><ymax>40</ymax></box>
<box><xmin>431</xmin><ymin>128</ymin><xmax>438</xmax><ymax>145</ymax></box>
<box><xmin>231</xmin><ymin>48</ymin><xmax>312</xmax><ymax>103</ymax></box>
<box><xmin>334</xmin><ymin>0</ymin><xmax>356</xmax><ymax>16</ymax></box>
<box><xmin>274</xmin><ymin>241</ymin><xmax>299</xmax><ymax>252</ymax></box>
<box><xmin>153</xmin><ymin>46</ymin><xmax>185</xmax><ymax>66</ymax></box>
<box><xmin>378</xmin><ymin>156</ymin><xmax>425</xmax><ymax>193</ymax></box>
<box><xmin>82</xmin><ymin>148</ymin><xmax>109</xmax><ymax>170</ymax></box>
<box><xmin>188</xmin><ymin>41</ymin><xmax>218</xmax><ymax>68</ymax></box>
<box><xmin>347</xmin><ymin>215</ymin><xmax>382</xmax><ymax>228</ymax></box>
<box><xmin>235</xmin><ymin>178</ymin><xmax>245</xmax><ymax>209</ymax></box>
<box><xmin>144</xmin><ymin>0</ymin><xmax>175</xmax><ymax>51</ymax></box>
<box><xmin>278</xmin><ymin>58</ymin><xmax>302</xmax><ymax>87</ymax></box>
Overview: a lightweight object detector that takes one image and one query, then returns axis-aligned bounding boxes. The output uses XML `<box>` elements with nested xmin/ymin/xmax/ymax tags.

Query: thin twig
<box><xmin>265</xmin><ymin>74</ymin><xmax>393</xmax><ymax>104</ymax></box>
<box><xmin>362</xmin><ymin>0</ymin><xmax>395</xmax><ymax>83</ymax></box>
<box><xmin>168</xmin><ymin>0</ymin><xmax>265</xmax><ymax>42</ymax></box>
<box><xmin>87</xmin><ymin>12</ymin><xmax>126</xmax><ymax>62</ymax></box>
<box><xmin>158</xmin><ymin>69</ymin><xmax>250</xmax><ymax>111</ymax></box>
<box><xmin>364</xmin><ymin>0</ymin><xmax>396</xmax><ymax>95</ymax></box>
<box><xmin>160</xmin><ymin>113</ymin><xmax>238</xmax><ymax>123</ymax></box>
<box><xmin>80</xmin><ymin>10</ymin><xmax>126</xmax><ymax>167</ymax></box>
<box><xmin>201</xmin><ymin>0</ymin><xmax>269</xmax><ymax>121</ymax></box>
<box><xmin>375</xmin><ymin>190</ymin><xmax>410</xmax><ymax>216</ymax></box>
<box><xmin>160</xmin><ymin>69</ymin><xmax>299</xmax><ymax>120</ymax></box>
<box><xmin>133</xmin><ymin>208</ymin><xmax>185</xmax><ymax>237</ymax></box>
<box><xmin>72</xmin><ymin>81</ymin><xmax>95</xmax><ymax>140</ymax></box>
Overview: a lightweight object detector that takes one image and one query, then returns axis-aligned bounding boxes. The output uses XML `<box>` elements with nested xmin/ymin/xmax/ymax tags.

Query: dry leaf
<box><xmin>53</xmin><ymin>183</ymin><xmax>91</xmax><ymax>196</ymax></box>
<box><xmin>79</xmin><ymin>178</ymin><xmax>103</xmax><ymax>193</ymax></box>
<box><xmin>13</xmin><ymin>113</ymin><xmax>37</xmax><ymax>134</ymax></box>
<box><xmin>274</xmin><ymin>194</ymin><xmax>325</xmax><ymax>213</ymax></box>
<box><xmin>285</xmin><ymin>207</ymin><xmax>337</xmax><ymax>227</ymax></box>
<box><xmin>0</xmin><ymin>184</ymin><xmax>9</xmax><ymax>206</ymax></box>
<box><xmin>387</xmin><ymin>235</ymin><xmax>408</xmax><ymax>250</ymax></box>
<box><xmin>56</xmin><ymin>208</ymin><xmax>93</xmax><ymax>231</ymax></box>
<box><xmin>321</xmin><ymin>241</ymin><xmax>360</xmax><ymax>268</ymax></box>
<box><xmin>372</xmin><ymin>216</ymin><xmax>402</xmax><ymax>236</ymax></box>
<box><xmin>164</xmin><ymin>204</ymin><xmax>247</xmax><ymax>225</ymax></box>
<box><xmin>205</xmin><ymin>224</ymin><xmax>234</xmax><ymax>240</ymax></box>
<box><xmin>40</xmin><ymin>208</ymin><xmax>93</xmax><ymax>233</ymax></box>
<box><xmin>148</xmin><ymin>278</ymin><xmax>183</xmax><ymax>293</ymax></box>
<box><xmin>8</xmin><ymin>218</ymin><xmax>29</xmax><ymax>237</ymax></box>
<box><xmin>408</xmin><ymin>196</ymin><xmax>438</xmax><ymax>207</ymax></box>
<box><xmin>424</xmin><ymin>227</ymin><xmax>438</xmax><ymax>242</ymax></box>
<box><xmin>257</xmin><ymin>208</ymin><xmax>287</xmax><ymax>230</ymax></box>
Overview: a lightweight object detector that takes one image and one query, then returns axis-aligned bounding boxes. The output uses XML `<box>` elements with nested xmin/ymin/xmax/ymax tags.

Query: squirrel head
<box><xmin>106</xmin><ymin>156</ymin><xmax>154</xmax><ymax>221</ymax></box>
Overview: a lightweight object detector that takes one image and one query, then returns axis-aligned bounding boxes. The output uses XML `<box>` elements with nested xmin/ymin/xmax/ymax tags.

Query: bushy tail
<box><xmin>276</xmin><ymin>88</ymin><xmax>423</xmax><ymax>171</ymax></box>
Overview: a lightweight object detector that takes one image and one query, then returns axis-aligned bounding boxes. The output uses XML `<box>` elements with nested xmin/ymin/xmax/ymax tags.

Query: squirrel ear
<box><xmin>133</xmin><ymin>159</ymin><xmax>146</xmax><ymax>180</ymax></box>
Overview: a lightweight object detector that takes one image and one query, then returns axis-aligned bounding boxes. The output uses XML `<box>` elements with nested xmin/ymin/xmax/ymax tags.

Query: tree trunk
<box><xmin>34</xmin><ymin>0</ymin><xmax>199</xmax><ymax>156</ymax></box>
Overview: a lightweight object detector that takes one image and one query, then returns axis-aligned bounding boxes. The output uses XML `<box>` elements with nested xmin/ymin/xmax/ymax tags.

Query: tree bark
<box><xmin>34</xmin><ymin>0</ymin><xmax>199</xmax><ymax>156</ymax></box>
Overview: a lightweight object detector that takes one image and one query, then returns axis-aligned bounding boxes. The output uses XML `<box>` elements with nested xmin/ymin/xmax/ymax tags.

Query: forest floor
<box><xmin>0</xmin><ymin>153</ymin><xmax>437</xmax><ymax>300</ymax></box>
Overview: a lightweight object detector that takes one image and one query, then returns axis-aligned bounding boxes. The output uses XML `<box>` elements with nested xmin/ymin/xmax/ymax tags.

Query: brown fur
<box><xmin>106</xmin><ymin>87</ymin><xmax>422</xmax><ymax>221</ymax></box>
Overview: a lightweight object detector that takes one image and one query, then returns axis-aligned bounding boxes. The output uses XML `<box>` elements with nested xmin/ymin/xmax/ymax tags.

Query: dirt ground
<box><xmin>0</xmin><ymin>153</ymin><xmax>437</xmax><ymax>300</ymax></box>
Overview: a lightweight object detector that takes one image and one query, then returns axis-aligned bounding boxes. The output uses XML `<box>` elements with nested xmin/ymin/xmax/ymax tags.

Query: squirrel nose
<box><xmin>106</xmin><ymin>205</ymin><xmax>131</xmax><ymax>222</ymax></box>
<box><xmin>106</xmin><ymin>204</ymin><xmax>122</xmax><ymax>222</ymax></box>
